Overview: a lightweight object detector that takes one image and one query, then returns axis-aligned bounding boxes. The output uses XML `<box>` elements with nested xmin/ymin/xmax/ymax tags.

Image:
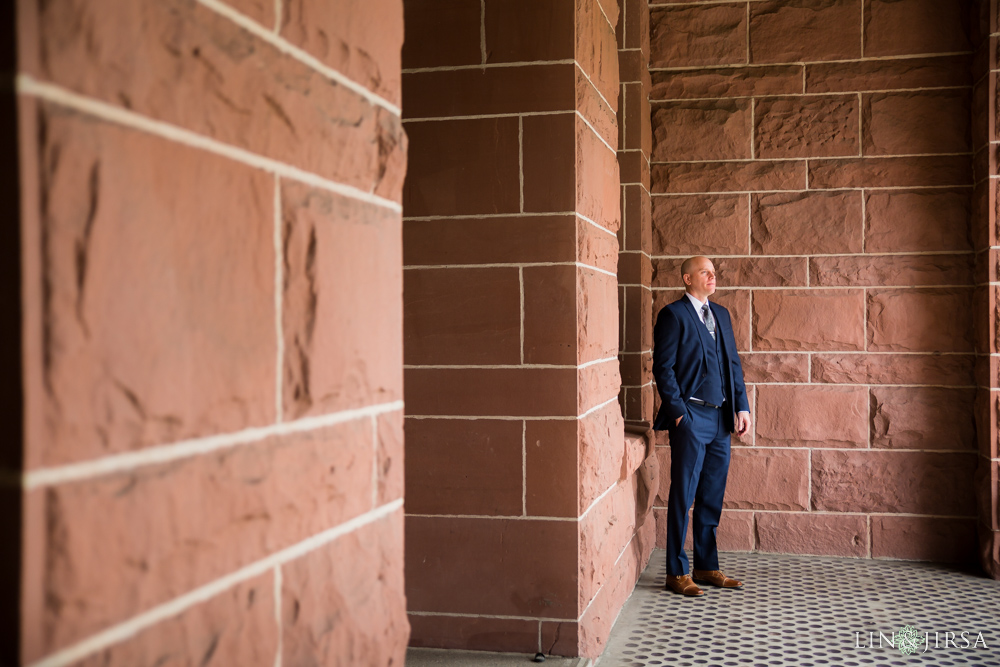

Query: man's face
<box><xmin>684</xmin><ymin>258</ymin><xmax>716</xmax><ymax>299</ymax></box>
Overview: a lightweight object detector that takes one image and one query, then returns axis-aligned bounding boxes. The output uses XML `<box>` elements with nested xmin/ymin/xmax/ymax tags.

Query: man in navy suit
<box><xmin>653</xmin><ymin>256</ymin><xmax>751</xmax><ymax>597</ymax></box>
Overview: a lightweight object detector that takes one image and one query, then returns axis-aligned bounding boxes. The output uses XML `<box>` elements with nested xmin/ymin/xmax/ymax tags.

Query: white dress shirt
<box><xmin>685</xmin><ymin>293</ymin><xmax>710</xmax><ymax>324</ymax></box>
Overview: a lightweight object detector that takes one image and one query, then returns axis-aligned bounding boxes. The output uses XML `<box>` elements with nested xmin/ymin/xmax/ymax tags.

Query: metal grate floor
<box><xmin>599</xmin><ymin>550</ymin><xmax>1000</xmax><ymax>667</ymax></box>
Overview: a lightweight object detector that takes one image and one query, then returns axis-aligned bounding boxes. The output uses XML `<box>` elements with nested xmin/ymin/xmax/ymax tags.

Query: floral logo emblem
<box><xmin>896</xmin><ymin>625</ymin><xmax>923</xmax><ymax>655</ymax></box>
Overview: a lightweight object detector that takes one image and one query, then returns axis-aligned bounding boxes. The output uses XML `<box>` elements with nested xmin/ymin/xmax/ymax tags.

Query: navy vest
<box><xmin>695</xmin><ymin>308</ymin><xmax>727</xmax><ymax>407</ymax></box>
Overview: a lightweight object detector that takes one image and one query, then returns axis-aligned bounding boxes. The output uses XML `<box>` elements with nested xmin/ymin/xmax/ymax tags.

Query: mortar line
<box><xmin>577</xmin><ymin>110</ymin><xmax>617</xmax><ymax>156</ymax></box>
<box><xmin>519</xmin><ymin>116</ymin><xmax>525</xmax><ymax>212</ymax></box>
<box><xmin>745</xmin><ymin>1</ymin><xmax>750</xmax><ymax>63</ymax></box>
<box><xmin>574</xmin><ymin>62</ymin><xmax>617</xmax><ymax>120</ymax></box>
<box><xmin>274</xmin><ymin>176</ymin><xmax>284</xmax><ymax>424</ymax></box>
<box><xmin>406</xmin><ymin>513</ymin><xmax>578</xmax><ymax>522</ymax></box>
<box><xmin>863</xmin><ymin>288</ymin><xmax>868</xmax><ymax>351</ymax></box>
<box><xmin>647</xmin><ymin>86</ymin><xmax>971</xmax><ymax>103</ymax></box>
<box><xmin>404</xmin><ymin>356</ymin><xmax>620</xmax><ymax>370</ymax></box>
<box><xmin>807</xmin><ymin>448</ymin><xmax>812</xmax><ymax>508</ymax></box>
<box><xmin>860</xmin><ymin>0</ymin><xmax>865</xmax><ymax>59</ymax></box>
<box><xmin>24</xmin><ymin>401</ymin><xmax>405</xmax><ymax>488</ymax></box>
<box><xmin>858</xmin><ymin>92</ymin><xmax>863</xmax><ymax>157</ymax></box>
<box><xmin>750</xmin><ymin>98</ymin><xmax>755</xmax><ymax>159</ymax></box>
<box><xmin>273</xmin><ymin>0</ymin><xmax>281</xmax><ymax>33</ymax></box>
<box><xmin>651</xmin><ymin>249</ymin><xmax>973</xmax><ymax>258</ymax></box>
<box><xmin>28</xmin><ymin>499</ymin><xmax>403</xmax><ymax>667</ymax></box>
<box><xmin>405</xmin><ymin>110</ymin><xmax>579</xmax><ymax>123</ymax></box>
<box><xmin>651</xmin><ymin>151</ymin><xmax>973</xmax><ymax>164</ymax></box>
<box><xmin>480</xmin><ymin>0</ymin><xmax>487</xmax><ymax>65</ymax></box>
<box><xmin>407</xmin><ymin>610</ymin><xmax>577</xmax><ymax>623</ymax></box>
<box><xmin>273</xmin><ymin>565</ymin><xmax>283</xmax><ymax>667</ymax></box>
<box><xmin>646</xmin><ymin>51</ymin><xmax>974</xmax><ymax>71</ymax></box>
<box><xmin>522</xmin><ymin>420</ymin><xmax>528</xmax><ymax>516</ymax></box>
<box><xmin>653</xmin><ymin>185</ymin><xmax>971</xmax><ymax>196</ymax></box>
<box><xmin>861</xmin><ymin>188</ymin><xmax>867</xmax><ymax>252</ymax></box>
<box><xmin>520</xmin><ymin>267</ymin><xmax>526</xmax><ymax>364</ymax></box>
<box><xmin>403</xmin><ymin>59</ymin><xmax>576</xmax><ymax>74</ymax></box>
<box><xmin>17</xmin><ymin>76</ymin><xmax>402</xmax><ymax>213</ymax></box>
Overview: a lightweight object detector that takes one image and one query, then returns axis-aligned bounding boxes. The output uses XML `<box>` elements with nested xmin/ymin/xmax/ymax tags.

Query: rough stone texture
<box><xmin>33</xmin><ymin>108</ymin><xmax>277</xmax><ymax>469</ymax></box>
<box><xmin>870</xmin><ymin>387</ymin><xmax>976</xmax><ymax>451</ymax></box>
<box><xmin>749</xmin><ymin>0</ymin><xmax>861</xmax><ymax>64</ymax></box>
<box><xmin>740</xmin><ymin>353</ymin><xmax>810</xmax><ymax>383</ymax></box>
<box><xmin>523</xmin><ymin>265</ymin><xmax>577</xmax><ymax>365</ymax></box>
<box><xmin>811</xmin><ymin>450</ymin><xmax>978</xmax><ymax>515</ymax></box>
<box><xmin>710</xmin><ymin>290</ymin><xmax>752</xmax><ymax>352</ymax></box>
<box><xmin>577</xmin><ymin>116</ymin><xmax>622</xmax><ymax>228</ymax></box>
<box><xmin>863</xmin><ymin>91</ymin><xmax>971</xmax><ymax>156</ymax></box>
<box><xmin>753</xmin><ymin>290</ymin><xmax>865</xmax><ymax>352</ymax></box>
<box><xmin>405</xmin><ymin>516</ymin><xmax>578</xmax><ymax>618</ymax></box>
<box><xmin>622</xmin><ymin>184</ymin><xmax>652</xmax><ymax>252</ymax></box>
<box><xmin>863</xmin><ymin>0</ymin><xmax>973</xmax><ymax>57</ymax></box>
<box><xmin>282</xmin><ymin>510</ymin><xmax>409</xmax><ymax>666</ymax></box>
<box><xmin>402</xmin><ymin>0</ymin><xmax>481</xmax><ymax>68</ymax></box>
<box><xmin>579</xmin><ymin>402</ymin><xmax>626</xmax><ymax>514</ymax></box>
<box><xmin>576</xmin><ymin>0</ymin><xmax>620</xmax><ymax>113</ymax></box>
<box><xmin>526</xmin><ymin>420</ymin><xmax>579</xmax><ymax>518</ymax></box>
<box><xmin>651</xmin><ymin>194</ymin><xmax>749</xmax><ymax>254</ymax></box>
<box><xmin>649</xmin><ymin>4</ymin><xmax>747</xmax><ymax>68</ymax></box>
<box><xmin>403</xmin><ymin>215</ymin><xmax>577</xmax><ymax>267</ymax></box>
<box><xmin>867</xmin><ymin>288</ymin><xmax>975</xmax><ymax>353</ymax></box>
<box><xmin>408</xmin><ymin>614</ymin><xmax>542</xmax><ymax>654</ymax></box>
<box><xmin>809</xmin><ymin>254</ymin><xmax>973</xmax><ymax>287</ymax></box>
<box><xmin>578</xmin><ymin>359</ymin><xmax>622</xmax><ymax>416</ymax></box>
<box><xmin>484</xmin><ymin>0</ymin><xmax>574</xmax><ymax>63</ymax></box>
<box><xmin>404</xmin><ymin>117</ymin><xmax>520</xmax><ymax>217</ymax></box>
<box><xmin>75</xmin><ymin>573</ymin><xmax>278</xmax><ymax>667</ymax></box>
<box><xmin>32</xmin><ymin>0</ymin><xmax>406</xmax><ymax>200</ymax></box>
<box><xmin>864</xmin><ymin>189</ymin><xmax>972</xmax><ymax>253</ymax></box>
<box><xmin>811</xmin><ymin>353</ymin><xmax>974</xmax><ymax>386</ymax></box>
<box><xmin>580</xmin><ymin>479</ymin><xmax>637</xmax><ymax>617</ymax></box>
<box><xmin>282</xmin><ymin>181</ymin><xmax>403</xmax><ymax>421</ymax></box>
<box><xmin>579</xmin><ymin>269</ymin><xmax>621</xmax><ymax>364</ymax></box>
<box><xmin>725</xmin><ymin>448</ymin><xmax>810</xmax><ymax>511</ymax></box>
<box><xmin>756</xmin><ymin>513</ymin><xmax>868</xmax><ymax>558</ymax></box>
<box><xmin>752</xmin><ymin>191</ymin><xmax>863</xmax><ymax>255</ymax></box>
<box><xmin>652</xmin><ymin>256</ymin><xmax>807</xmax><ymax>288</ymax></box>
<box><xmin>805</xmin><ymin>55</ymin><xmax>972</xmax><ymax>93</ymax></box>
<box><xmin>36</xmin><ymin>421</ymin><xmax>375</xmax><ymax>654</ymax></box>
<box><xmin>280</xmin><ymin>0</ymin><xmax>403</xmax><ymax>104</ymax></box>
<box><xmin>622</xmin><ymin>284</ymin><xmax>654</xmax><ymax>352</ymax></box>
<box><xmin>651</xmin><ymin>65</ymin><xmax>803</xmax><ymax>100</ymax></box>
<box><xmin>807</xmin><ymin>156</ymin><xmax>971</xmax><ymax>189</ymax></box>
<box><xmin>652</xmin><ymin>161</ymin><xmax>806</xmax><ymax>193</ymax></box>
<box><xmin>405</xmin><ymin>368</ymin><xmax>577</xmax><ymax>417</ymax></box>
<box><xmin>756</xmin><ymin>385</ymin><xmax>868</xmax><ymax>448</ymax></box>
<box><xmin>872</xmin><ymin>516</ymin><xmax>979</xmax><ymax>563</ymax></box>
<box><xmin>651</xmin><ymin>100</ymin><xmax>750</xmax><ymax>161</ymax></box>
<box><xmin>404</xmin><ymin>419</ymin><xmax>523</xmax><ymax>516</ymax></box>
<box><xmin>754</xmin><ymin>95</ymin><xmax>860</xmax><ymax>158</ymax></box>
<box><xmin>404</xmin><ymin>268</ymin><xmax>521</xmax><ymax>365</ymax></box>
<box><xmin>377</xmin><ymin>411</ymin><xmax>404</xmax><ymax>506</ymax></box>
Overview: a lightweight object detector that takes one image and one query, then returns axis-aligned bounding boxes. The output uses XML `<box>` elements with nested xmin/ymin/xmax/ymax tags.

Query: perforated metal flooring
<box><xmin>599</xmin><ymin>550</ymin><xmax>1000</xmax><ymax>667</ymax></box>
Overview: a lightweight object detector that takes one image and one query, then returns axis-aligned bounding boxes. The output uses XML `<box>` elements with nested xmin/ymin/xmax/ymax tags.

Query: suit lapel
<box><xmin>679</xmin><ymin>296</ymin><xmax>708</xmax><ymax>364</ymax></box>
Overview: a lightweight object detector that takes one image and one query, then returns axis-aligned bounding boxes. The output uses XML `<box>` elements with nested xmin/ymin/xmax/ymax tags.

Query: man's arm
<box><xmin>652</xmin><ymin>306</ymin><xmax>688</xmax><ymax>425</ymax></box>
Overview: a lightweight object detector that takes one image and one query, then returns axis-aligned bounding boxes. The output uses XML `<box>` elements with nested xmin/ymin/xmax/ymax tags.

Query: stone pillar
<box><xmin>13</xmin><ymin>0</ymin><xmax>409</xmax><ymax>663</ymax></box>
<box><xmin>649</xmin><ymin>0</ymin><xmax>979</xmax><ymax>563</ymax></box>
<box><xmin>973</xmin><ymin>0</ymin><xmax>1000</xmax><ymax>579</ymax></box>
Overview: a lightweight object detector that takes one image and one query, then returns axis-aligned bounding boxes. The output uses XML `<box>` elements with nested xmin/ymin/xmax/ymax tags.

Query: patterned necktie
<box><xmin>702</xmin><ymin>303</ymin><xmax>716</xmax><ymax>340</ymax></box>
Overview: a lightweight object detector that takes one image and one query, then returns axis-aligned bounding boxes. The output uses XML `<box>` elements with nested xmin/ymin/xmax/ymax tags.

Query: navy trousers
<box><xmin>665</xmin><ymin>401</ymin><xmax>731</xmax><ymax>576</ymax></box>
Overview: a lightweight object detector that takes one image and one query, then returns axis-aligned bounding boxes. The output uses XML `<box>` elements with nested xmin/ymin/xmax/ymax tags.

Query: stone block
<box><xmin>756</xmin><ymin>512</ymin><xmax>868</xmax><ymax>557</ymax></box>
<box><xmin>651</xmin><ymin>194</ymin><xmax>750</xmax><ymax>254</ymax></box>
<box><xmin>652</xmin><ymin>161</ymin><xmax>805</xmax><ymax>194</ymax></box>
<box><xmin>753</xmin><ymin>290</ymin><xmax>865</xmax><ymax>352</ymax></box>
<box><xmin>870</xmin><ymin>387</ymin><xmax>976</xmax><ymax>451</ymax></box>
<box><xmin>408</xmin><ymin>614</ymin><xmax>541</xmax><ymax>653</ymax></box>
<box><xmin>622</xmin><ymin>184</ymin><xmax>652</xmax><ymax>252</ymax></box>
<box><xmin>579</xmin><ymin>67</ymin><xmax>620</xmax><ymax>152</ymax></box>
<box><xmin>522</xmin><ymin>264</ymin><xmax>576</xmax><ymax>365</ymax></box>
<box><xmin>484</xmin><ymin>0</ymin><xmax>574</xmax><ymax>63</ymax></box>
<box><xmin>579</xmin><ymin>480</ymin><xmax>636</xmax><ymax>613</ymax></box>
<box><xmin>757</xmin><ymin>385</ymin><xmax>868</xmax><ymax>448</ymax></box>
<box><xmin>282</xmin><ymin>510</ymin><xmax>408</xmax><ymax>666</ymax></box>
<box><xmin>649</xmin><ymin>4</ymin><xmax>747</xmax><ymax>68</ymax></box>
<box><xmin>811</xmin><ymin>353</ymin><xmax>974</xmax><ymax>386</ymax></box>
<box><xmin>402</xmin><ymin>0</ymin><xmax>481</xmax><ymax>68</ymax></box>
<box><xmin>618</xmin><ymin>252</ymin><xmax>652</xmax><ymax>286</ymax></box>
<box><xmin>651</xmin><ymin>100</ymin><xmax>751</xmax><ymax>161</ymax></box>
<box><xmin>578</xmin><ymin>359</ymin><xmax>622</xmax><ymax>416</ymax></box>
<box><xmin>651</xmin><ymin>65</ymin><xmax>803</xmax><ymax>101</ymax></box>
<box><xmin>75</xmin><ymin>573</ymin><xmax>277</xmax><ymax>667</ymax></box>
<box><xmin>809</xmin><ymin>254</ymin><xmax>973</xmax><ymax>287</ymax></box>
<box><xmin>405</xmin><ymin>419</ymin><xmax>523</xmax><ymax>516</ymax></box>
<box><xmin>33</xmin><ymin>110</ymin><xmax>276</xmax><ymax>468</ymax></box>
<box><xmin>402</xmin><ymin>64</ymin><xmax>575</xmax><ymax>119</ymax></box>
<box><xmin>404</xmin><ymin>368</ymin><xmax>576</xmax><ymax>416</ymax></box>
<box><xmin>751</xmin><ymin>191</ymin><xmax>863</xmax><ymax>255</ymax></box>
<box><xmin>403</xmin><ymin>267</ymin><xmax>520</xmax><ymax>365</ymax></box>
<box><xmin>863</xmin><ymin>91</ymin><xmax>971</xmax><ymax>156</ymax></box>
<box><xmin>577</xmin><ymin>116</ymin><xmax>622</xmax><ymax>228</ymax></box>
<box><xmin>580</xmin><ymin>269</ymin><xmax>622</xmax><ymax>364</ymax></box>
<box><xmin>749</xmin><ymin>0</ymin><xmax>861</xmax><ymax>63</ymax></box>
<box><xmin>579</xmin><ymin>402</ymin><xmax>626</xmax><ymax>515</ymax></box>
<box><xmin>811</xmin><ymin>450</ymin><xmax>978</xmax><ymax>514</ymax></box>
<box><xmin>403</xmin><ymin>215</ymin><xmax>577</xmax><ymax>266</ymax></box>
<box><xmin>37</xmin><ymin>421</ymin><xmax>377</xmax><ymax>653</ymax></box>
<box><xmin>623</xmin><ymin>284</ymin><xmax>654</xmax><ymax>352</ymax></box>
<box><xmin>377</xmin><ymin>411</ymin><xmax>404</xmax><ymax>506</ymax></box>
<box><xmin>404</xmin><ymin>117</ymin><xmax>520</xmax><ymax>217</ymax></box>
<box><xmin>726</xmin><ymin>448</ymin><xmax>810</xmax><ymax>511</ymax></box>
<box><xmin>740</xmin><ymin>353</ymin><xmax>810</xmax><ymax>383</ymax></box>
<box><xmin>623</xmin><ymin>82</ymin><xmax>649</xmax><ymax>152</ymax></box>
<box><xmin>711</xmin><ymin>290</ymin><xmax>751</xmax><ymax>352</ymax></box>
<box><xmin>807</xmin><ymin>156</ymin><xmax>971</xmax><ymax>189</ymax></box>
<box><xmin>755</xmin><ymin>94</ymin><xmax>859</xmax><ymax>159</ymax></box>
<box><xmin>522</xmin><ymin>113</ymin><xmax>577</xmax><ymax>214</ymax></box>
<box><xmin>863</xmin><ymin>0</ymin><xmax>972</xmax><ymax>57</ymax></box>
<box><xmin>281</xmin><ymin>182</ymin><xmax>403</xmax><ymax>421</ymax></box>
<box><xmin>576</xmin><ymin>0</ymin><xmax>621</xmax><ymax>111</ymax></box>
<box><xmin>34</xmin><ymin>0</ymin><xmax>406</xmax><ymax>197</ymax></box>
<box><xmin>405</xmin><ymin>516</ymin><xmax>578</xmax><ymax>617</ymax></box>
<box><xmin>805</xmin><ymin>55</ymin><xmax>972</xmax><ymax>93</ymax></box>
<box><xmin>867</xmin><ymin>288</ymin><xmax>974</xmax><ymax>353</ymax></box>
<box><xmin>864</xmin><ymin>189</ymin><xmax>972</xmax><ymax>253</ymax></box>
<box><xmin>618</xmin><ymin>149</ymin><xmax>650</xmax><ymax>187</ymax></box>
<box><xmin>651</xmin><ymin>257</ymin><xmax>807</xmax><ymax>288</ymax></box>
<box><xmin>871</xmin><ymin>516</ymin><xmax>978</xmax><ymax>563</ymax></box>
<box><xmin>526</xmin><ymin>420</ymin><xmax>579</xmax><ymax>518</ymax></box>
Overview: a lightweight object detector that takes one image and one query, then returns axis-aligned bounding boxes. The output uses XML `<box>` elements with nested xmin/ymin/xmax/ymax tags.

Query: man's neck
<box><xmin>686</xmin><ymin>291</ymin><xmax>709</xmax><ymax>306</ymax></box>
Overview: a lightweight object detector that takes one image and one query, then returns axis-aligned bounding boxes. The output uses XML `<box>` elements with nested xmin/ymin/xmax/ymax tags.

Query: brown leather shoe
<box><xmin>692</xmin><ymin>569</ymin><xmax>743</xmax><ymax>589</ymax></box>
<box><xmin>664</xmin><ymin>574</ymin><xmax>706</xmax><ymax>597</ymax></box>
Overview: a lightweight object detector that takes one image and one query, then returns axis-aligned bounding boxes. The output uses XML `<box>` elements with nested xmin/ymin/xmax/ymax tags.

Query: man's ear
<box><xmin>682</xmin><ymin>274</ymin><xmax>691</xmax><ymax>286</ymax></box>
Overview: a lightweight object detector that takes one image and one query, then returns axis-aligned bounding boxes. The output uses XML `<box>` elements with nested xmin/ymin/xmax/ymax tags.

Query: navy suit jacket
<box><xmin>652</xmin><ymin>296</ymin><xmax>750</xmax><ymax>433</ymax></box>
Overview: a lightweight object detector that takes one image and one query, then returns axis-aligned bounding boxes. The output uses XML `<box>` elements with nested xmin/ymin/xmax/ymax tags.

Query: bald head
<box><xmin>681</xmin><ymin>256</ymin><xmax>717</xmax><ymax>300</ymax></box>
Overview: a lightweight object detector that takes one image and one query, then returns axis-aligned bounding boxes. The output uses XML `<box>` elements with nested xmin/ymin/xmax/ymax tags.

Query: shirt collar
<box><xmin>685</xmin><ymin>292</ymin><xmax>708</xmax><ymax>311</ymax></box>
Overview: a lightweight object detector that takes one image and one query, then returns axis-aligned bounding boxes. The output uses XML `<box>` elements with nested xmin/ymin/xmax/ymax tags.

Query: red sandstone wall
<box><xmin>14</xmin><ymin>0</ymin><xmax>409</xmax><ymax>663</ymax></box>
<box><xmin>649</xmin><ymin>0</ymin><xmax>983</xmax><ymax>564</ymax></box>
<box><xmin>402</xmin><ymin>0</ymin><xmax>653</xmax><ymax>657</ymax></box>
